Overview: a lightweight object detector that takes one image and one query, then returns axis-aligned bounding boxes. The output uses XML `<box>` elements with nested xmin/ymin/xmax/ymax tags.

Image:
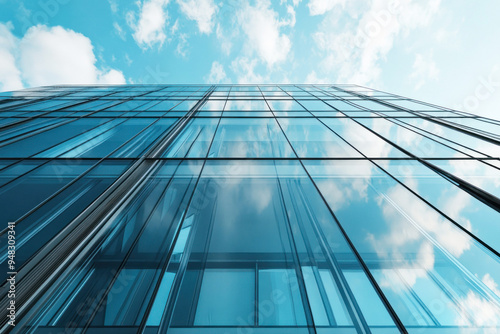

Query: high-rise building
<box><xmin>1</xmin><ymin>84</ymin><xmax>499</xmax><ymax>333</ymax></box>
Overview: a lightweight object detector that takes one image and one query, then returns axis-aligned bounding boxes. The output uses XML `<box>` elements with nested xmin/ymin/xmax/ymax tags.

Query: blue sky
<box><xmin>0</xmin><ymin>0</ymin><xmax>499</xmax><ymax>119</ymax></box>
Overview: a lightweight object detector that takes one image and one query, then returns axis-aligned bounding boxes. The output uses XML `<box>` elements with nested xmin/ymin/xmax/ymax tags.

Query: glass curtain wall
<box><xmin>0</xmin><ymin>84</ymin><xmax>499</xmax><ymax>333</ymax></box>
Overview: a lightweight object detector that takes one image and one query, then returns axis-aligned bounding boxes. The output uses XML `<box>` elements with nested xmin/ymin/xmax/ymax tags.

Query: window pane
<box><xmin>259</xmin><ymin>269</ymin><xmax>306</xmax><ymax>326</ymax></box>
<box><xmin>209</xmin><ymin>118</ymin><xmax>295</xmax><ymax>158</ymax></box>
<box><xmin>194</xmin><ymin>269</ymin><xmax>255</xmax><ymax>326</ymax></box>
<box><xmin>278</xmin><ymin>118</ymin><xmax>361</xmax><ymax>158</ymax></box>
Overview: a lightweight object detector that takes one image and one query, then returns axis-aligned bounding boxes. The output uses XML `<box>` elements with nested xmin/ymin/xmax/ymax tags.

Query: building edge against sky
<box><xmin>0</xmin><ymin>84</ymin><xmax>500</xmax><ymax>333</ymax></box>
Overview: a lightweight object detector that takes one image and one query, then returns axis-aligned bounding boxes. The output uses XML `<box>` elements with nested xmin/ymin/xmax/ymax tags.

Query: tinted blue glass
<box><xmin>209</xmin><ymin>118</ymin><xmax>295</xmax><ymax>157</ymax></box>
<box><xmin>224</xmin><ymin>99</ymin><xmax>270</xmax><ymax>111</ymax></box>
<box><xmin>321</xmin><ymin>118</ymin><xmax>407</xmax><ymax>158</ymax></box>
<box><xmin>0</xmin><ymin>118</ymin><xmax>105</xmax><ymax>157</ymax></box>
<box><xmin>428</xmin><ymin>159</ymin><xmax>500</xmax><ymax>199</ymax></box>
<box><xmin>267</xmin><ymin>100</ymin><xmax>306</xmax><ymax>111</ymax></box>
<box><xmin>277</xmin><ymin>118</ymin><xmax>361</xmax><ymax>157</ymax></box>
<box><xmin>36</xmin><ymin>118</ymin><xmax>158</xmax><ymax>158</ymax></box>
<box><xmin>380</xmin><ymin>159</ymin><xmax>500</xmax><ymax>254</ymax></box>
<box><xmin>305</xmin><ymin>160</ymin><xmax>500</xmax><ymax>331</ymax></box>
<box><xmin>356</xmin><ymin>117</ymin><xmax>470</xmax><ymax>158</ymax></box>
<box><xmin>441</xmin><ymin>117</ymin><xmax>500</xmax><ymax>141</ymax></box>
<box><xmin>0</xmin><ymin>118</ymin><xmax>60</xmax><ymax>142</ymax></box>
<box><xmin>164</xmin><ymin>118</ymin><xmax>218</xmax><ymax>158</ymax></box>
<box><xmin>396</xmin><ymin>118</ymin><xmax>500</xmax><ymax>158</ymax></box>
<box><xmin>19</xmin><ymin>161</ymin><xmax>201</xmax><ymax>331</ymax></box>
<box><xmin>194</xmin><ymin>269</ymin><xmax>255</xmax><ymax>325</ymax></box>
<box><xmin>0</xmin><ymin>161</ymin><xmax>130</xmax><ymax>279</ymax></box>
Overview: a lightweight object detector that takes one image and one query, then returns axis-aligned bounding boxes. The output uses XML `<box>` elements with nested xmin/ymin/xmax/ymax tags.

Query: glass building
<box><xmin>1</xmin><ymin>84</ymin><xmax>500</xmax><ymax>333</ymax></box>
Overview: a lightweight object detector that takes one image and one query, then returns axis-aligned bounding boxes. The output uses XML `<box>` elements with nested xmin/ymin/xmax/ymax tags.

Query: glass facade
<box><xmin>1</xmin><ymin>84</ymin><xmax>500</xmax><ymax>333</ymax></box>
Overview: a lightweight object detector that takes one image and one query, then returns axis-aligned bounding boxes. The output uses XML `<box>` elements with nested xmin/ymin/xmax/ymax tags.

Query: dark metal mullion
<box><xmin>0</xmin><ymin>85</ymin><xmax>168</xmax><ymax>179</ymax></box>
<box><xmin>299</xmin><ymin>166</ymin><xmax>408</xmax><ymax>332</ymax></box>
<box><xmin>186</xmin><ymin>191</ymin><xmax>218</xmax><ymax>326</ymax></box>
<box><xmin>266</xmin><ymin>87</ymin><xmax>370</xmax><ymax>333</ymax></box>
<box><xmin>153</xmin><ymin>86</ymin><xmax>232</xmax><ymax>333</ymax></box>
<box><xmin>284</xmin><ymin>178</ymin><xmax>338</xmax><ymax>327</ymax></box>
<box><xmin>293</xmin><ymin>182</ymin><xmax>371</xmax><ymax>332</ymax></box>
<box><xmin>331</xmin><ymin>85</ymin><xmax>500</xmax><ymax>147</ymax></box>
<box><xmin>2</xmin><ymin>156</ymin><xmax>496</xmax><ymax>161</ymax></box>
<box><xmin>154</xmin><ymin>161</ymin><xmax>211</xmax><ymax>334</ymax></box>
<box><xmin>391</xmin><ymin>117</ymin><xmax>494</xmax><ymax>158</ymax></box>
<box><xmin>0</xmin><ymin>87</ymin><xmax>91</xmax><ymax>130</ymax></box>
<box><xmin>437</xmin><ymin>119</ymin><xmax>500</xmax><ymax>142</ymax></box>
<box><xmin>0</xmin><ymin>86</ymin><xmax>192</xmax><ymax>224</ymax></box>
<box><xmin>370</xmin><ymin>159</ymin><xmax>500</xmax><ymax>257</ymax></box>
<box><xmin>134</xmin><ymin>171</ymin><xmax>202</xmax><ymax>332</ymax></box>
<box><xmin>259</xmin><ymin>101</ymin><xmax>316</xmax><ymax>332</ymax></box>
<box><xmin>0</xmin><ymin>87</ymin><xmax>209</xmax><ymax>330</ymax></box>
<box><xmin>319</xmin><ymin>105</ymin><xmax>500</xmax><ymax>253</ymax></box>
<box><xmin>0</xmin><ymin>159</ymin><xmax>157</xmax><ymax>331</ymax></box>
<box><xmin>332</xmin><ymin>85</ymin><xmax>459</xmax><ymax>116</ymax></box>
<box><xmin>0</xmin><ymin>89</ymin><xmax>133</xmax><ymax>145</ymax></box>
<box><xmin>273</xmin><ymin>86</ymin><xmax>408</xmax><ymax>333</ymax></box>
<box><xmin>298</xmin><ymin>86</ymin><xmax>500</xmax><ymax>256</ymax></box>
<box><xmin>81</xmin><ymin>162</ymin><xmax>177</xmax><ymax>331</ymax></box>
<box><xmin>296</xmin><ymin>89</ymin><xmax>500</xmax><ymax>246</ymax></box>
<box><xmin>270</xmin><ymin>88</ymin><xmax>373</xmax><ymax>333</ymax></box>
<box><xmin>273</xmin><ymin>171</ymin><xmax>317</xmax><ymax>334</ymax></box>
<box><xmin>76</xmin><ymin>86</ymin><xmax>213</xmax><ymax>329</ymax></box>
<box><xmin>330</xmin><ymin>95</ymin><xmax>478</xmax><ymax>160</ymax></box>
<box><xmin>0</xmin><ymin>84</ymin><xmax>162</xmax><ymax>139</ymax></box>
<box><xmin>132</xmin><ymin>87</ymin><xmax>219</xmax><ymax>332</ymax></box>
<box><xmin>0</xmin><ymin>110</ymin><xmax>173</xmax><ymax>237</ymax></box>
<box><xmin>294</xmin><ymin>90</ymin><xmax>371</xmax><ymax>157</ymax></box>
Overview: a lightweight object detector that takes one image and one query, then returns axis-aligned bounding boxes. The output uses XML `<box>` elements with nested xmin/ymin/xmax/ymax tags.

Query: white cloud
<box><xmin>0</xmin><ymin>24</ymin><xmax>125</xmax><ymax>89</ymax></box>
<box><xmin>125</xmin><ymin>53</ymin><xmax>133</xmax><ymax>66</ymax></box>
<box><xmin>108</xmin><ymin>0</ymin><xmax>118</xmax><ymax>13</ymax></box>
<box><xmin>215</xmin><ymin>23</ymin><xmax>232</xmax><ymax>55</ymax></box>
<box><xmin>175</xmin><ymin>33</ymin><xmax>189</xmax><ymax>57</ymax></box>
<box><xmin>127</xmin><ymin>0</ymin><xmax>170</xmax><ymax>49</ymax></box>
<box><xmin>312</xmin><ymin>0</ymin><xmax>442</xmax><ymax>86</ymax></box>
<box><xmin>410</xmin><ymin>53</ymin><xmax>439</xmax><ymax>90</ymax></box>
<box><xmin>230</xmin><ymin>57</ymin><xmax>267</xmax><ymax>84</ymax></box>
<box><xmin>308</xmin><ymin>0</ymin><xmax>345</xmax><ymax>15</ymax></box>
<box><xmin>236</xmin><ymin>0</ymin><xmax>292</xmax><ymax>66</ymax></box>
<box><xmin>305</xmin><ymin>70</ymin><xmax>328</xmax><ymax>84</ymax></box>
<box><xmin>98</xmin><ymin>69</ymin><xmax>126</xmax><ymax>84</ymax></box>
<box><xmin>113</xmin><ymin>22</ymin><xmax>126</xmax><ymax>40</ymax></box>
<box><xmin>283</xmin><ymin>5</ymin><xmax>297</xmax><ymax>27</ymax></box>
<box><xmin>177</xmin><ymin>0</ymin><xmax>217</xmax><ymax>34</ymax></box>
<box><xmin>281</xmin><ymin>0</ymin><xmax>302</xmax><ymax>6</ymax></box>
<box><xmin>205</xmin><ymin>61</ymin><xmax>229</xmax><ymax>84</ymax></box>
<box><xmin>0</xmin><ymin>22</ymin><xmax>23</xmax><ymax>91</ymax></box>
